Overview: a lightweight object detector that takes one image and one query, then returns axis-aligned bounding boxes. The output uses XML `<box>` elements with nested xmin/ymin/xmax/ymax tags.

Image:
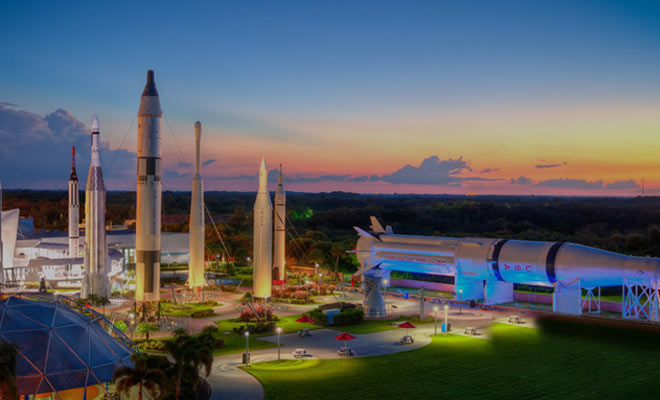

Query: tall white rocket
<box><xmin>273</xmin><ymin>165</ymin><xmax>286</xmax><ymax>281</ymax></box>
<box><xmin>253</xmin><ymin>158</ymin><xmax>272</xmax><ymax>298</ymax></box>
<box><xmin>68</xmin><ymin>146</ymin><xmax>80</xmax><ymax>259</ymax></box>
<box><xmin>188</xmin><ymin>121</ymin><xmax>205</xmax><ymax>288</ymax></box>
<box><xmin>82</xmin><ymin>115</ymin><xmax>110</xmax><ymax>298</ymax></box>
<box><xmin>136</xmin><ymin>70</ymin><xmax>162</xmax><ymax>303</ymax></box>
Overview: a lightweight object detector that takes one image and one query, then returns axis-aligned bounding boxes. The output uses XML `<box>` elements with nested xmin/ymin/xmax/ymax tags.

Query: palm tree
<box><xmin>167</xmin><ymin>329</ymin><xmax>215</xmax><ymax>400</ymax></box>
<box><xmin>113</xmin><ymin>353</ymin><xmax>167</xmax><ymax>400</ymax></box>
<box><xmin>137</xmin><ymin>322</ymin><xmax>159</xmax><ymax>341</ymax></box>
<box><xmin>0</xmin><ymin>340</ymin><xmax>18</xmax><ymax>400</ymax></box>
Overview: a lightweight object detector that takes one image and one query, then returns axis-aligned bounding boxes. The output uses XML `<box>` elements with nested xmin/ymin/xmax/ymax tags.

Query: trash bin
<box><xmin>242</xmin><ymin>352</ymin><xmax>251</xmax><ymax>365</ymax></box>
<box><xmin>469</xmin><ymin>300</ymin><xmax>476</xmax><ymax>308</ymax></box>
<box><xmin>441</xmin><ymin>323</ymin><xmax>451</xmax><ymax>333</ymax></box>
<box><xmin>403</xmin><ymin>293</ymin><xmax>409</xmax><ymax>299</ymax></box>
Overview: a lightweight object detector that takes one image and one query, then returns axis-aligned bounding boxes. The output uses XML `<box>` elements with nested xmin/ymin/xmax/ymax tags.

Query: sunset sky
<box><xmin>1</xmin><ymin>1</ymin><xmax>660</xmax><ymax>195</ymax></box>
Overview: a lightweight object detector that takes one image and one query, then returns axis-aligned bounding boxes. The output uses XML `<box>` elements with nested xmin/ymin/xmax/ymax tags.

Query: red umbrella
<box><xmin>398</xmin><ymin>321</ymin><xmax>417</xmax><ymax>335</ymax></box>
<box><xmin>334</xmin><ymin>332</ymin><xmax>356</xmax><ymax>348</ymax></box>
<box><xmin>296</xmin><ymin>316</ymin><xmax>314</xmax><ymax>323</ymax></box>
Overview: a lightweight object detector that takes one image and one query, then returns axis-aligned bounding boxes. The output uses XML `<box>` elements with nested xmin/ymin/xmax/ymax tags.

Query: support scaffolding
<box><xmin>581</xmin><ymin>287</ymin><xmax>601</xmax><ymax>313</ymax></box>
<box><xmin>622</xmin><ymin>280</ymin><xmax>659</xmax><ymax>321</ymax></box>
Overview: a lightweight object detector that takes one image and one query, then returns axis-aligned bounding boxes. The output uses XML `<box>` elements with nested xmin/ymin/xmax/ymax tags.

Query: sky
<box><xmin>1</xmin><ymin>0</ymin><xmax>660</xmax><ymax>195</ymax></box>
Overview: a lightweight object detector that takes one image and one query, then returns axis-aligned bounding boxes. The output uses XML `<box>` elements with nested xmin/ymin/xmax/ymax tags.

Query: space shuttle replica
<box><xmin>253</xmin><ymin>158</ymin><xmax>273</xmax><ymax>299</ymax></box>
<box><xmin>188</xmin><ymin>121</ymin><xmax>205</xmax><ymax>289</ymax></box>
<box><xmin>81</xmin><ymin>115</ymin><xmax>110</xmax><ymax>298</ymax></box>
<box><xmin>273</xmin><ymin>165</ymin><xmax>286</xmax><ymax>281</ymax></box>
<box><xmin>136</xmin><ymin>70</ymin><xmax>163</xmax><ymax>303</ymax></box>
<box><xmin>356</xmin><ymin>217</ymin><xmax>660</xmax><ymax>320</ymax></box>
<box><xmin>68</xmin><ymin>146</ymin><xmax>80</xmax><ymax>259</ymax></box>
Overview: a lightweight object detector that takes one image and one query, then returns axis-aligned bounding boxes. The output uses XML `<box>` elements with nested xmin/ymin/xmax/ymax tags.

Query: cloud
<box><xmin>510</xmin><ymin>176</ymin><xmax>533</xmax><ymax>185</ymax></box>
<box><xmin>0</xmin><ymin>103</ymin><xmax>135</xmax><ymax>188</ymax></box>
<box><xmin>202</xmin><ymin>159</ymin><xmax>216</xmax><ymax>167</ymax></box>
<box><xmin>0</xmin><ymin>102</ymin><xmax>17</xmax><ymax>107</ymax></box>
<box><xmin>536</xmin><ymin>178</ymin><xmax>604</xmax><ymax>189</ymax></box>
<box><xmin>480</xmin><ymin>168</ymin><xmax>500</xmax><ymax>174</ymax></box>
<box><xmin>605</xmin><ymin>179</ymin><xmax>639</xmax><ymax>190</ymax></box>
<box><xmin>535</xmin><ymin>162</ymin><xmax>567</xmax><ymax>169</ymax></box>
<box><xmin>176</xmin><ymin>161</ymin><xmax>193</xmax><ymax>169</ymax></box>
<box><xmin>380</xmin><ymin>155</ymin><xmax>476</xmax><ymax>185</ymax></box>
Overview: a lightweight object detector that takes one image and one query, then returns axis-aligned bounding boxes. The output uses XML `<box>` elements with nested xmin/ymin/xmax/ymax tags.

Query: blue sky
<box><xmin>1</xmin><ymin>1</ymin><xmax>660</xmax><ymax>194</ymax></box>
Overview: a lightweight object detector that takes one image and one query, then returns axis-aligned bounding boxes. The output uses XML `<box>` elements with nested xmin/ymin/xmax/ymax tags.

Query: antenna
<box><xmin>72</xmin><ymin>146</ymin><xmax>75</xmax><ymax>169</ymax></box>
<box><xmin>642</xmin><ymin>178</ymin><xmax>645</xmax><ymax>197</ymax></box>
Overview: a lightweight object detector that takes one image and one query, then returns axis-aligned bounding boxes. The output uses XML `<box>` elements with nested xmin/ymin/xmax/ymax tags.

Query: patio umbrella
<box><xmin>398</xmin><ymin>321</ymin><xmax>417</xmax><ymax>336</ymax></box>
<box><xmin>334</xmin><ymin>332</ymin><xmax>356</xmax><ymax>348</ymax></box>
<box><xmin>296</xmin><ymin>316</ymin><xmax>314</xmax><ymax>323</ymax></box>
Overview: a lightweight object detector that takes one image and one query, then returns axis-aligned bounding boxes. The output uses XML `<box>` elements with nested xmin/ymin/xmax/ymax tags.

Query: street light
<box><xmin>276</xmin><ymin>327</ymin><xmax>282</xmax><ymax>363</ymax></box>
<box><xmin>319</xmin><ymin>273</ymin><xmax>323</xmax><ymax>284</ymax></box>
<box><xmin>444</xmin><ymin>304</ymin><xmax>449</xmax><ymax>333</ymax></box>
<box><xmin>459</xmin><ymin>289</ymin><xmax>463</xmax><ymax>315</ymax></box>
<box><xmin>433</xmin><ymin>305</ymin><xmax>439</xmax><ymax>336</ymax></box>
<box><xmin>245</xmin><ymin>331</ymin><xmax>250</xmax><ymax>366</ymax></box>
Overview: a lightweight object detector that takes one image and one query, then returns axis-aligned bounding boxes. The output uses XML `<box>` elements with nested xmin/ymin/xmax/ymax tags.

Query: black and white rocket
<box><xmin>81</xmin><ymin>115</ymin><xmax>110</xmax><ymax>298</ymax></box>
<box><xmin>273</xmin><ymin>165</ymin><xmax>286</xmax><ymax>281</ymax></box>
<box><xmin>188</xmin><ymin>121</ymin><xmax>205</xmax><ymax>289</ymax></box>
<box><xmin>68</xmin><ymin>146</ymin><xmax>80</xmax><ymax>259</ymax></box>
<box><xmin>253</xmin><ymin>158</ymin><xmax>273</xmax><ymax>299</ymax></box>
<box><xmin>136</xmin><ymin>70</ymin><xmax>162</xmax><ymax>303</ymax></box>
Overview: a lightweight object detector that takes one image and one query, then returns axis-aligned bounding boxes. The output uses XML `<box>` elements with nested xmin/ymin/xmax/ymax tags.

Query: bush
<box><xmin>333</xmin><ymin>308</ymin><xmax>364</xmax><ymax>326</ymax></box>
<box><xmin>191</xmin><ymin>309</ymin><xmax>215</xmax><ymax>318</ymax></box>
<box><xmin>204</xmin><ymin>300</ymin><xmax>219</xmax><ymax>306</ymax></box>
<box><xmin>137</xmin><ymin>340</ymin><xmax>168</xmax><ymax>351</ymax></box>
<box><xmin>308</xmin><ymin>309</ymin><xmax>326</xmax><ymax>326</ymax></box>
<box><xmin>407</xmin><ymin>315</ymin><xmax>435</xmax><ymax>324</ymax></box>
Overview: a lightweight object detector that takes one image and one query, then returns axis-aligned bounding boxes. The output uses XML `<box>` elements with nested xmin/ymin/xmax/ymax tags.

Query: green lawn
<box><xmin>160</xmin><ymin>302</ymin><xmax>218</xmax><ymax>317</ymax></box>
<box><xmin>246</xmin><ymin>320</ymin><xmax>660</xmax><ymax>399</ymax></box>
<box><xmin>213</xmin><ymin>314</ymin><xmax>321</xmax><ymax>356</ymax></box>
<box><xmin>327</xmin><ymin>316</ymin><xmax>426</xmax><ymax>334</ymax></box>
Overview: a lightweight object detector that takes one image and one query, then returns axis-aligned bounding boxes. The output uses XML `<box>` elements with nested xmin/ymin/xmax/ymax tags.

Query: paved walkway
<box><xmin>207</xmin><ymin>301</ymin><xmax>531</xmax><ymax>399</ymax></box>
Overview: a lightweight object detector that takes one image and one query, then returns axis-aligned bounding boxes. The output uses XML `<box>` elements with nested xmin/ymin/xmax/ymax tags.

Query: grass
<box><xmin>160</xmin><ymin>302</ymin><xmax>218</xmax><ymax>317</ymax></box>
<box><xmin>326</xmin><ymin>316</ymin><xmax>418</xmax><ymax>334</ymax></box>
<box><xmin>245</xmin><ymin>319</ymin><xmax>660</xmax><ymax>399</ymax></box>
<box><xmin>213</xmin><ymin>314</ymin><xmax>321</xmax><ymax>356</ymax></box>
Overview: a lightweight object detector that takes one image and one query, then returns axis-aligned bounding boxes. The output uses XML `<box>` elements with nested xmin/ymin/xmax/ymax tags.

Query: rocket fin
<box><xmin>354</xmin><ymin>226</ymin><xmax>375</xmax><ymax>238</ymax></box>
<box><xmin>385</xmin><ymin>225</ymin><xmax>393</xmax><ymax>234</ymax></box>
<box><xmin>369</xmin><ymin>216</ymin><xmax>385</xmax><ymax>234</ymax></box>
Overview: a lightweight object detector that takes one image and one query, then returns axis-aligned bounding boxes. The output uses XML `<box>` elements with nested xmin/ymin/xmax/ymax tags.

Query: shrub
<box><xmin>137</xmin><ymin>340</ymin><xmax>168</xmax><ymax>351</ymax></box>
<box><xmin>204</xmin><ymin>300</ymin><xmax>219</xmax><ymax>306</ymax></box>
<box><xmin>334</xmin><ymin>308</ymin><xmax>364</xmax><ymax>326</ymax></box>
<box><xmin>308</xmin><ymin>309</ymin><xmax>326</xmax><ymax>326</ymax></box>
<box><xmin>191</xmin><ymin>309</ymin><xmax>215</xmax><ymax>318</ymax></box>
<box><xmin>407</xmin><ymin>315</ymin><xmax>435</xmax><ymax>324</ymax></box>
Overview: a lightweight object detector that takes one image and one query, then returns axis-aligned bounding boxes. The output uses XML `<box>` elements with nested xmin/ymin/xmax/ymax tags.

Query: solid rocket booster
<box><xmin>81</xmin><ymin>115</ymin><xmax>110</xmax><ymax>298</ymax></box>
<box><xmin>253</xmin><ymin>158</ymin><xmax>273</xmax><ymax>298</ymax></box>
<box><xmin>68</xmin><ymin>146</ymin><xmax>80</xmax><ymax>259</ymax></box>
<box><xmin>188</xmin><ymin>121</ymin><xmax>205</xmax><ymax>288</ymax></box>
<box><xmin>136</xmin><ymin>70</ymin><xmax>163</xmax><ymax>303</ymax></box>
<box><xmin>273</xmin><ymin>165</ymin><xmax>286</xmax><ymax>281</ymax></box>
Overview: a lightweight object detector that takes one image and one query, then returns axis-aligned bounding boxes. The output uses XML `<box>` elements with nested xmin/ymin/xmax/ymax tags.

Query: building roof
<box><xmin>0</xmin><ymin>294</ymin><xmax>135</xmax><ymax>396</ymax></box>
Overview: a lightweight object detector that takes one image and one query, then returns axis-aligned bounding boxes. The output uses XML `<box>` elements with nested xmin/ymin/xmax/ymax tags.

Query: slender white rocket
<box><xmin>136</xmin><ymin>69</ymin><xmax>163</xmax><ymax>303</ymax></box>
<box><xmin>273</xmin><ymin>165</ymin><xmax>286</xmax><ymax>281</ymax></box>
<box><xmin>68</xmin><ymin>146</ymin><xmax>79</xmax><ymax>259</ymax></box>
<box><xmin>253</xmin><ymin>157</ymin><xmax>273</xmax><ymax>298</ymax></box>
<box><xmin>82</xmin><ymin>115</ymin><xmax>110</xmax><ymax>298</ymax></box>
<box><xmin>188</xmin><ymin>121</ymin><xmax>205</xmax><ymax>288</ymax></box>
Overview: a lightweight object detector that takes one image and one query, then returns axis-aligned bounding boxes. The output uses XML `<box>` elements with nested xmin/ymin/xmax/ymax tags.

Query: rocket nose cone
<box><xmin>195</xmin><ymin>121</ymin><xmax>201</xmax><ymax>126</ymax></box>
<box><xmin>91</xmin><ymin>115</ymin><xmax>99</xmax><ymax>132</ymax></box>
<box><xmin>260</xmin><ymin>157</ymin><xmax>267</xmax><ymax>171</ymax></box>
<box><xmin>142</xmin><ymin>69</ymin><xmax>159</xmax><ymax>97</ymax></box>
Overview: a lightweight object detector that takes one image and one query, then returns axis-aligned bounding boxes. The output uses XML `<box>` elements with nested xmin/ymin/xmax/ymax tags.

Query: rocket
<box><xmin>81</xmin><ymin>115</ymin><xmax>110</xmax><ymax>298</ymax></box>
<box><xmin>136</xmin><ymin>70</ymin><xmax>162</xmax><ymax>303</ymax></box>
<box><xmin>188</xmin><ymin>121</ymin><xmax>205</xmax><ymax>289</ymax></box>
<box><xmin>273</xmin><ymin>165</ymin><xmax>286</xmax><ymax>281</ymax></box>
<box><xmin>68</xmin><ymin>146</ymin><xmax>80</xmax><ymax>259</ymax></box>
<box><xmin>253</xmin><ymin>158</ymin><xmax>273</xmax><ymax>299</ymax></box>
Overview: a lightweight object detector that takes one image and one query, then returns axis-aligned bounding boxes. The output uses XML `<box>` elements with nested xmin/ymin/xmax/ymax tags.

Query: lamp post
<box><xmin>459</xmin><ymin>289</ymin><xmax>463</xmax><ymax>315</ymax></box>
<box><xmin>319</xmin><ymin>273</ymin><xmax>323</xmax><ymax>284</ymax></box>
<box><xmin>382</xmin><ymin>279</ymin><xmax>388</xmax><ymax>300</ymax></box>
<box><xmin>245</xmin><ymin>331</ymin><xmax>250</xmax><ymax>366</ymax></box>
<box><xmin>444</xmin><ymin>304</ymin><xmax>449</xmax><ymax>333</ymax></box>
<box><xmin>315</xmin><ymin>263</ymin><xmax>319</xmax><ymax>278</ymax></box>
<box><xmin>276</xmin><ymin>327</ymin><xmax>282</xmax><ymax>363</ymax></box>
<box><xmin>433</xmin><ymin>305</ymin><xmax>438</xmax><ymax>336</ymax></box>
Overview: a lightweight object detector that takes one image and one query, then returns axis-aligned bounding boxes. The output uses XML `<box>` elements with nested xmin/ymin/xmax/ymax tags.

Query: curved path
<box><xmin>207</xmin><ymin>302</ymin><xmax>518</xmax><ymax>400</ymax></box>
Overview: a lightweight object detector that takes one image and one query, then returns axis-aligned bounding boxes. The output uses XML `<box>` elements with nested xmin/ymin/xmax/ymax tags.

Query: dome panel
<box><xmin>45</xmin><ymin>334</ymin><xmax>87</xmax><ymax>374</ymax></box>
<box><xmin>0</xmin><ymin>309</ymin><xmax>45</xmax><ymax>331</ymax></box>
<box><xmin>54</xmin><ymin>324</ymin><xmax>89</xmax><ymax>363</ymax></box>
<box><xmin>16</xmin><ymin>376</ymin><xmax>42</xmax><ymax>395</ymax></box>
<box><xmin>20</xmin><ymin>303</ymin><xmax>56</xmax><ymax>326</ymax></box>
<box><xmin>53</xmin><ymin>307</ymin><xmax>86</xmax><ymax>327</ymax></box>
<box><xmin>48</xmin><ymin>370</ymin><xmax>87</xmax><ymax>392</ymax></box>
<box><xmin>2</xmin><ymin>330</ymin><xmax>49</xmax><ymax>373</ymax></box>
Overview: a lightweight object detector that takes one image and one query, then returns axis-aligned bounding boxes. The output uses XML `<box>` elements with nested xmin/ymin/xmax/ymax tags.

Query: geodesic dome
<box><xmin>0</xmin><ymin>294</ymin><xmax>135</xmax><ymax>396</ymax></box>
